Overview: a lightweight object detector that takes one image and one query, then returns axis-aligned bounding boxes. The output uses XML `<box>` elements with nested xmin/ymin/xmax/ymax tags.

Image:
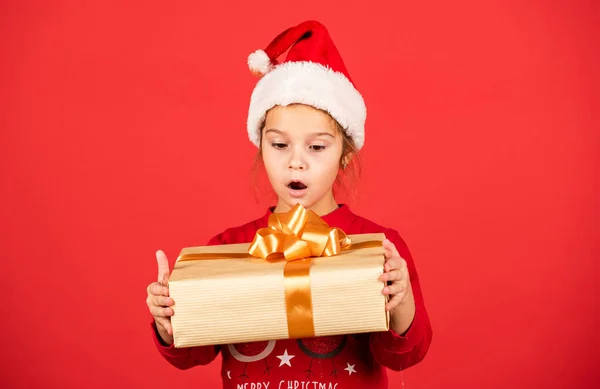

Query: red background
<box><xmin>1</xmin><ymin>1</ymin><xmax>599</xmax><ymax>388</ymax></box>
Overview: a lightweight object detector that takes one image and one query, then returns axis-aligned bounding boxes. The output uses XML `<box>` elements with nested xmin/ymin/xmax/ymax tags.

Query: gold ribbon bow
<box><xmin>248</xmin><ymin>203</ymin><xmax>351</xmax><ymax>261</ymax></box>
<box><xmin>247</xmin><ymin>204</ymin><xmax>351</xmax><ymax>338</ymax></box>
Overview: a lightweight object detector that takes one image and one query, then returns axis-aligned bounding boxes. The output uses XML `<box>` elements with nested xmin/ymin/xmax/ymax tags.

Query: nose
<box><xmin>288</xmin><ymin>160</ymin><xmax>305</xmax><ymax>170</ymax></box>
<box><xmin>288</xmin><ymin>149</ymin><xmax>306</xmax><ymax>170</ymax></box>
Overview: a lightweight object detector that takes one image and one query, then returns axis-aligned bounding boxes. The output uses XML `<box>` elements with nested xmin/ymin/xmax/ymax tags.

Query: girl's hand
<box><xmin>146</xmin><ymin>250</ymin><xmax>175</xmax><ymax>344</ymax></box>
<box><xmin>379</xmin><ymin>239</ymin><xmax>412</xmax><ymax>312</ymax></box>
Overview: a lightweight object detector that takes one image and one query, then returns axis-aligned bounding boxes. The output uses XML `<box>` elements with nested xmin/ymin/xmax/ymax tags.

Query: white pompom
<box><xmin>248</xmin><ymin>49</ymin><xmax>273</xmax><ymax>76</ymax></box>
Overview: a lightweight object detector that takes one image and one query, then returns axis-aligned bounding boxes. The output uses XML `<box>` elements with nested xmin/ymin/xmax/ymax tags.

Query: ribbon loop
<box><xmin>248</xmin><ymin>204</ymin><xmax>351</xmax><ymax>262</ymax></box>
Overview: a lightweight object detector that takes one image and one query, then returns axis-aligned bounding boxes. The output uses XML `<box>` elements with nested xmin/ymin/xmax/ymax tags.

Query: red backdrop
<box><xmin>1</xmin><ymin>1</ymin><xmax>598</xmax><ymax>388</ymax></box>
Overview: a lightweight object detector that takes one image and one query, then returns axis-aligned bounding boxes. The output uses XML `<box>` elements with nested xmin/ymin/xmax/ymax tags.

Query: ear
<box><xmin>342</xmin><ymin>152</ymin><xmax>353</xmax><ymax>169</ymax></box>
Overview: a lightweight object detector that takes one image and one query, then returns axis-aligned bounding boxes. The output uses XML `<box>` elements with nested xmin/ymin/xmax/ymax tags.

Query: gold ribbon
<box><xmin>178</xmin><ymin>204</ymin><xmax>360</xmax><ymax>339</ymax></box>
<box><xmin>247</xmin><ymin>204</ymin><xmax>351</xmax><ymax>338</ymax></box>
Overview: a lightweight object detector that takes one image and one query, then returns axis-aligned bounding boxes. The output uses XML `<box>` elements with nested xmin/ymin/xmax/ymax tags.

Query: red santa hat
<box><xmin>246</xmin><ymin>20</ymin><xmax>367</xmax><ymax>150</ymax></box>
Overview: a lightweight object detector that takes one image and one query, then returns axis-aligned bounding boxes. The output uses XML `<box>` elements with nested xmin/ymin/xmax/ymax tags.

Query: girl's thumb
<box><xmin>156</xmin><ymin>250</ymin><xmax>170</xmax><ymax>285</ymax></box>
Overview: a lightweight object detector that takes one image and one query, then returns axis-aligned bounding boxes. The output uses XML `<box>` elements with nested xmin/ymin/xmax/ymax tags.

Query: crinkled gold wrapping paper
<box><xmin>169</xmin><ymin>233</ymin><xmax>389</xmax><ymax>348</ymax></box>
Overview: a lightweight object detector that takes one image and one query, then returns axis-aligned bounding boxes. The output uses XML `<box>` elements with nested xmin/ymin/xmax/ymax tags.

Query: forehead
<box><xmin>263</xmin><ymin>104</ymin><xmax>338</xmax><ymax>136</ymax></box>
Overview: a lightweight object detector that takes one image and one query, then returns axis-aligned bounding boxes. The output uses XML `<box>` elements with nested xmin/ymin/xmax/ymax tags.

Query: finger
<box><xmin>385</xmin><ymin>256</ymin><xmax>407</xmax><ymax>273</ymax></box>
<box><xmin>147</xmin><ymin>282</ymin><xmax>170</xmax><ymax>297</ymax></box>
<box><xmin>155</xmin><ymin>317</ymin><xmax>173</xmax><ymax>335</ymax></box>
<box><xmin>156</xmin><ymin>250</ymin><xmax>170</xmax><ymax>285</ymax></box>
<box><xmin>382</xmin><ymin>239</ymin><xmax>400</xmax><ymax>261</ymax></box>
<box><xmin>382</xmin><ymin>239</ymin><xmax>394</xmax><ymax>259</ymax></box>
<box><xmin>380</xmin><ymin>269</ymin><xmax>404</xmax><ymax>283</ymax></box>
<box><xmin>384</xmin><ymin>258</ymin><xmax>399</xmax><ymax>272</ymax></box>
<box><xmin>382</xmin><ymin>280</ymin><xmax>406</xmax><ymax>296</ymax></box>
<box><xmin>386</xmin><ymin>293</ymin><xmax>407</xmax><ymax>311</ymax></box>
<box><xmin>152</xmin><ymin>295</ymin><xmax>174</xmax><ymax>307</ymax></box>
<box><xmin>151</xmin><ymin>305</ymin><xmax>174</xmax><ymax>318</ymax></box>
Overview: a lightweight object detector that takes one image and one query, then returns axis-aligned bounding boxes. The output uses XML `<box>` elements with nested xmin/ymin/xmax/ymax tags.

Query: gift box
<box><xmin>169</xmin><ymin>204</ymin><xmax>390</xmax><ymax>348</ymax></box>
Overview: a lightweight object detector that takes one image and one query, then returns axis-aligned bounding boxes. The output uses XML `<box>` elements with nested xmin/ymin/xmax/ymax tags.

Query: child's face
<box><xmin>261</xmin><ymin>104</ymin><xmax>344</xmax><ymax>215</ymax></box>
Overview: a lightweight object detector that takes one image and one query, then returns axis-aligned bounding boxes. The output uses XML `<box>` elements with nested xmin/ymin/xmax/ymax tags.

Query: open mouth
<box><xmin>288</xmin><ymin>180</ymin><xmax>307</xmax><ymax>190</ymax></box>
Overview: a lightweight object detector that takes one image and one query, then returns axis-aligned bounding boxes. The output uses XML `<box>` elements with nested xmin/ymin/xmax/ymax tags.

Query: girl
<box><xmin>146</xmin><ymin>20</ymin><xmax>432</xmax><ymax>389</ymax></box>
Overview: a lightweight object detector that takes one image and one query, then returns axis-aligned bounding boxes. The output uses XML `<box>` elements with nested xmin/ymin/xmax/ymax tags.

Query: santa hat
<box><xmin>246</xmin><ymin>20</ymin><xmax>367</xmax><ymax>150</ymax></box>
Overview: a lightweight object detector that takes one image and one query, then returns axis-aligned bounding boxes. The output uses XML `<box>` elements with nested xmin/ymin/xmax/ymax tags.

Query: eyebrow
<box><xmin>264</xmin><ymin>128</ymin><xmax>335</xmax><ymax>138</ymax></box>
<box><xmin>264</xmin><ymin>129</ymin><xmax>283</xmax><ymax>135</ymax></box>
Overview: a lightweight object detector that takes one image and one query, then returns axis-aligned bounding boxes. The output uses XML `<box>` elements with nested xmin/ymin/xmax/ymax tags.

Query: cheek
<box><xmin>261</xmin><ymin>150</ymin><xmax>281</xmax><ymax>176</ymax></box>
<box><xmin>314</xmin><ymin>154</ymin><xmax>341</xmax><ymax>180</ymax></box>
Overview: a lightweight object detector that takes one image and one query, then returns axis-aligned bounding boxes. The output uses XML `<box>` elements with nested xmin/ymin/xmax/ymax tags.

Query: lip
<box><xmin>287</xmin><ymin>180</ymin><xmax>308</xmax><ymax>198</ymax></box>
<box><xmin>288</xmin><ymin>187</ymin><xmax>308</xmax><ymax>198</ymax></box>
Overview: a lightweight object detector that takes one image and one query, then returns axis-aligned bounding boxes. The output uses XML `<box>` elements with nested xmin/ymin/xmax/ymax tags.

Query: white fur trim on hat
<box><xmin>247</xmin><ymin>61</ymin><xmax>367</xmax><ymax>149</ymax></box>
<box><xmin>247</xmin><ymin>49</ymin><xmax>273</xmax><ymax>76</ymax></box>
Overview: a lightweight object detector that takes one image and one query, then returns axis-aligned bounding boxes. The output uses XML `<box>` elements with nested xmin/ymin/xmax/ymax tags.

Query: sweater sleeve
<box><xmin>150</xmin><ymin>322</ymin><xmax>221</xmax><ymax>370</ymax></box>
<box><xmin>150</xmin><ymin>231</ymin><xmax>228</xmax><ymax>369</ymax></box>
<box><xmin>369</xmin><ymin>229</ymin><xmax>433</xmax><ymax>371</ymax></box>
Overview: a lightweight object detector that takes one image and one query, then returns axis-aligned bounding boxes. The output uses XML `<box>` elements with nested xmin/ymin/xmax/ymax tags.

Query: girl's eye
<box><xmin>271</xmin><ymin>142</ymin><xmax>287</xmax><ymax>149</ymax></box>
<box><xmin>310</xmin><ymin>145</ymin><xmax>326</xmax><ymax>151</ymax></box>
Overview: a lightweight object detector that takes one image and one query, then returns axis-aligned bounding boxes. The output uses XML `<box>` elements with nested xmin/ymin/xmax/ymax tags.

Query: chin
<box><xmin>275</xmin><ymin>192</ymin><xmax>316</xmax><ymax>211</ymax></box>
<box><xmin>285</xmin><ymin>197</ymin><xmax>316</xmax><ymax>210</ymax></box>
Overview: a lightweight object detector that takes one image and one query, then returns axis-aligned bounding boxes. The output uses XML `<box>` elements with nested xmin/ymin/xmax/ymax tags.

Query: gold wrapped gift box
<box><xmin>169</xmin><ymin>205</ymin><xmax>390</xmax><ymax>348</ymax></box>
